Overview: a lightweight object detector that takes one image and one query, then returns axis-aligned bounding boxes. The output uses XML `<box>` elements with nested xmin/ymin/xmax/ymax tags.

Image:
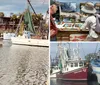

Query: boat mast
<box><xmin>58</xmin><ymin>43</ymin><xmax>68</xmax><ymax>71</ymax></box>
<box><xmin>77</xmin><ymin>43</ymin><xmax>80</xmax><ymax>59</ymax></box>
<box><xmin>58</xmin><ymin>43</ymin><xmax>63</xmax><ymax>71</ymax></box>
<box><xmin>15</xmin><ymin>14</ymin><xmax>23</xmax><ymax>35</ymax></box>
<box><xmin>27</xmin><ymin>0</ymin><xmax>38</xmax><ymax>18</ymax></box>
<box><xmin>45</xmin><ymin>9</ymin><xmax>49</xmax><ymax>22</ymax></box>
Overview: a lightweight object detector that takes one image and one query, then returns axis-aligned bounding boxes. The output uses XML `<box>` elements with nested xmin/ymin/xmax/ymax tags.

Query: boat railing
<box><xmin>66</xmin><ymin>61</ymin><xmax>85</xmax><ymax>68</ymax></box>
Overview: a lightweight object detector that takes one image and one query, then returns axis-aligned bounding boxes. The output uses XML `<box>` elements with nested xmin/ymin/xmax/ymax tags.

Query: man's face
<box><xmin>51</xmin><ymin>4</ymin><xmax>58</xmax><ymax>14</ymax></box>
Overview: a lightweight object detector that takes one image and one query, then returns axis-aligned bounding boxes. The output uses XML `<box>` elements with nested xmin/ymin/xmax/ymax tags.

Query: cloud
<box><xmin>0</xmin><ymin>5</ymin><xmax>16</xmax><ymax>11</ymax></box>
<box><xmin>50</xmin><ymin>43</ymin><xmax>100</xmax><ymax>59</ymax></box>
<box><xmin>27</xmin><ymin>0</ymin><xmax>49</xmax><ymax>5</ymax></box>
<box><xmin>0</xmin><ymin>0</ymin><xmax>49</xmax><ymax>16</ymax></box>
<box><xmin>0</xmin><ymin>0</ymin><xmax>48</xmax><ymax>6</ymax></box>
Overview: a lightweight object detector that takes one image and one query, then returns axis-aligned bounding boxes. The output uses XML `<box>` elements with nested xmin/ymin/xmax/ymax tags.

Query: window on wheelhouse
<box><xmin>79</xmin><ymin>62</ymin><xmax>83</xmax><ymax>67</ymax></box>
<box><xmin>54</xmin><ymin>66</ymin><xmax>59</xmax><ymax>70</ymax></box>
<box><xmin>74</xmin><ymin>63</ymin><xmax>78</xmax><ymax>67</ymax></box>
<box><xmin>71</xmin><ymin>63</ymin><xmax>73</xmax><ymax>67</ymax></box>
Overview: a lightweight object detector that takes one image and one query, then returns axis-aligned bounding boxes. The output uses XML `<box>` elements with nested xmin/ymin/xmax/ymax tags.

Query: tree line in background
<box><xmin>0</xmin><ymin>12</ymin><xmax>49</xmax><ymax>38</ymax></box>
<box><xmin>0</xmin><ymin>12</ymin><xmax>45</xmax><ymax>26</ymax></box>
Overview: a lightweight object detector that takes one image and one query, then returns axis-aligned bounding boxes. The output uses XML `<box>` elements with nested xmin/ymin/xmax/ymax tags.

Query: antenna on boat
<box><xmin>57</xmin><ymin>43</ymin><xmax>62</xmax><ymax>59</ymax></box>
<box><xmin>81</xmin><ymin>43</ymin><xmax>86</xmax><ymax>57</ymax></box>
<box><xmin>95</xmin><ymin>43</ymin><xmax>98</xmax><ymax>53</ymax></box>
<box><xmin>45</xmin><ymin>9</ymin><xmax>49</xmax><ymax>22</ymax></box>
<box><xmin>77</xmin><ymin>43</ymin><xmax>79</xmax><ymax>57</ymax></box>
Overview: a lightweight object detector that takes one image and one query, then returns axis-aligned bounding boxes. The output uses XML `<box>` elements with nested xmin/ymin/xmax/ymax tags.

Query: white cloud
<box><xmin>0</xmin><ymin>0</ymin><xmax>48</xmax><ymax>5</ymax></box>
<box><xmin>0</xmin><ymin>0</ymin><xmax>49</xmax><ymax>16</ymax></box>
<box><xmin>27</xmin><ymin>0</ymin><xmax>49</xmax><ymax>7</ymax></box>
<box><xmin>29</xmin><ymin>0</ymin><xmax>49</xmax><ymax>5</ymax></box>
<box><xmin>0</xmin><ymin>5</ymin><xmax>16</xmax><ymax>11</ymax></box>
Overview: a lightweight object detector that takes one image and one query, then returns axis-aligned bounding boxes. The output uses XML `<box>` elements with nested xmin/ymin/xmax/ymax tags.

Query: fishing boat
<box><xmin>3</xmin><ymin>33</ymin><xmax>15</xmax><ymax>40</ymax></box>
<box><xmin>11</xmin><ymin>36</ymin><xmax>49</xmax><ymax>47</ymax></box>
<box><xmin>91</xmin><ymin>50</ymin><xmax>100</xmax><ymax>84</ymax></box>
<box><xmin>50</xmin><ymin>44</ymin><xmax>88</xmax><ymax>80</ymax></box>
<box><xmin>11</xmin><ymin>0</ymin><xmax>49</xmax><ymax>47</ymax></box>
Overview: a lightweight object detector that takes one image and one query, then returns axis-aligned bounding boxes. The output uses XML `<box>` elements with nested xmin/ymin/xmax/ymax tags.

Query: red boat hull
<box><xmin>56</xmin><ymin>67</ymin><xmax>88</xmax><ymax>80</ymax></box>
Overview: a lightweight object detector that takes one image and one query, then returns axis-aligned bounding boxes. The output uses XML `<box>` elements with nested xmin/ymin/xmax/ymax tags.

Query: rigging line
<box><xmin>42</xmin><ymin>0</ymin><xmax>46</xmax><ymax>5</ymax></box>
<box><xmin>81</xmin><ymin>43</ymin><xmax>86</xmax><ymax>57</ymax></box>
<box><xmin>15</xmin><ymin>14</ymin><xmax>24</xmax><ymax>35</ymax></box>
<box><xmin>56</xmin><ymin>47</ymin><xmax>58</xmax><ymax>58</ymax></box>
<box><xmin>95</xmin><ymin>43</ymin><xmax>98</xmax><ymax>53</ymax></box>
<box><xmin>45</xmin><ymin>9</ymin><xmax>49</xmax><ymax>22</ymax></box>
<box><xmin>40</xmin><ymin>0</ymin><xmax>48</xmax><ymax>6</ymax></box>
<box><xmin>55</xmin><ymin>48</ymin><xmax>59</xmax><ymax>64</ymax></box>
<box><xmin>67</xmin><ymin>42</ymin><xmax>70</xmax><ymax>49</ymax></box>
<box><xmin>27</xmin><ymin>0</ymin><xmax>38</xmax><ymax>18</ymax></box>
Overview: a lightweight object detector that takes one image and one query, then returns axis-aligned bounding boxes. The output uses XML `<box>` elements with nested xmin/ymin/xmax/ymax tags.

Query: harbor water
<box><xmin>0</xmin><ymin>40</ymin><xmax>49</xmax><ymax>85</ymax></box>
<box><xmin>50</xmin><ymin>78</ymin><xmax>99</xmax><ymax>85</ymax></box>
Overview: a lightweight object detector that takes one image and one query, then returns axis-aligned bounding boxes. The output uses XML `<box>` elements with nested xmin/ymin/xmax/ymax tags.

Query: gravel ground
<box><xmin>0</xmin><ymin>41</ymin><xmax>49</xmax><ymax>85</ymax></box>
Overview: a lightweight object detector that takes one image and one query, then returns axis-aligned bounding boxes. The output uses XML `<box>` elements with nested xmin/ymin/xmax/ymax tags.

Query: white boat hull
<box><xmin>3</xmin><ymin>33</ymin><xmax>15</xmax><ymax>40</ymax></box>
<box><xmin>96</xmin><ymin>74</ymin><xmax>100</xmax><ymax>84</ymax></box>
<box><xmin>92</xmin><ymin>66</ymin><xmax>100</xmax><ymax>83</ymax></box>
<box><xmin>50</xmin><ymin>74</ymin><xmax>56</xmax><ymax>78</ymax></box>
<box><xmin>11</xmin><ymin>37</ymin><xmax>49</xmax><ymax>47</ymax></box>
<box><xmin>50</xmin><ymin>69</ymin><xmax>60</xmax><ymax>78</ymax></box>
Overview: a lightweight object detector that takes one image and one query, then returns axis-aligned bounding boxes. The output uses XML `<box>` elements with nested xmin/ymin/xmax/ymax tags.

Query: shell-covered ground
<box><xmin>0</xmin><ymin>40</ymin><xmax>49</xmax><ymax>85</ymax></box>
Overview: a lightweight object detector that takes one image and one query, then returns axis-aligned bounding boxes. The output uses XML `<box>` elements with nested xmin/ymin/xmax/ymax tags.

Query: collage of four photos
<box><xmin>0</xmin><ymin>0</ymin><xmax>100</xmax><ymax>85</ymax></box>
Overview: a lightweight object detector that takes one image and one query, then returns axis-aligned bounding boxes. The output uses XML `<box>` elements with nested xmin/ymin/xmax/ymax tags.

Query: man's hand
<box><xmin>75</xmin><ymin>12</ymin><xmax>82</xmax><ymax>17</ymax></box>
<box><xmin>50</xmin><ymin>29</ymin><xmax>55</xmax><ymax>37</ymax></box>
<box><xmin>77</xmin><ymin>28</ymin><xmax>82</xmax><ymax>31</ymax></box>
<box><xmin>58</xmin><ymin>28</ymin><xmax>65</xmax><ymax>31</ymax></box>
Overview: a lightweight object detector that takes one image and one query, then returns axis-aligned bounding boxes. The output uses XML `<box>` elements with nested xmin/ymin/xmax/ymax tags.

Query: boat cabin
<box><xmin>62</xmin><ymin>60</ymin><xmax>86</xmax><ymax>73</ymax></box>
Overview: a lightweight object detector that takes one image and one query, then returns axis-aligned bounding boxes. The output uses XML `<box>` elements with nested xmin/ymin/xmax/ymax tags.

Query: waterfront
<box><xmin>50</xmin><ymin>43</ymin><xmax>100</xmax><ymax>85</ymax></box>
<box><xmin>50</xmin><ymin>78</ymin><xmax>99</xmax><ymax>85</ymax></box>
<box><xmin>0</xmin><ymin>40</ymin><xmax>49</xmax><ymax>85</ymax></box>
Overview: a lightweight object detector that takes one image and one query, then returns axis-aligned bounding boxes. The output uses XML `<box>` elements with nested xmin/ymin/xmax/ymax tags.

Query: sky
<box><xmin>50</xmin><ymin>43</ymin><xmax>100</xmax><ymax>59</ymax></box>
<box><xmin>0</xmin><ymin>0</ymin><xmax>49</xmax><ymax>17</ymax></box>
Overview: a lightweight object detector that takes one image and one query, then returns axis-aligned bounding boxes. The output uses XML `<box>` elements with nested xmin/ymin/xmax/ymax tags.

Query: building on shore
<box><xmin>0</xmin><ymin>16</ymin><xmax>19</xmax><ymax>33</ymax></box>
